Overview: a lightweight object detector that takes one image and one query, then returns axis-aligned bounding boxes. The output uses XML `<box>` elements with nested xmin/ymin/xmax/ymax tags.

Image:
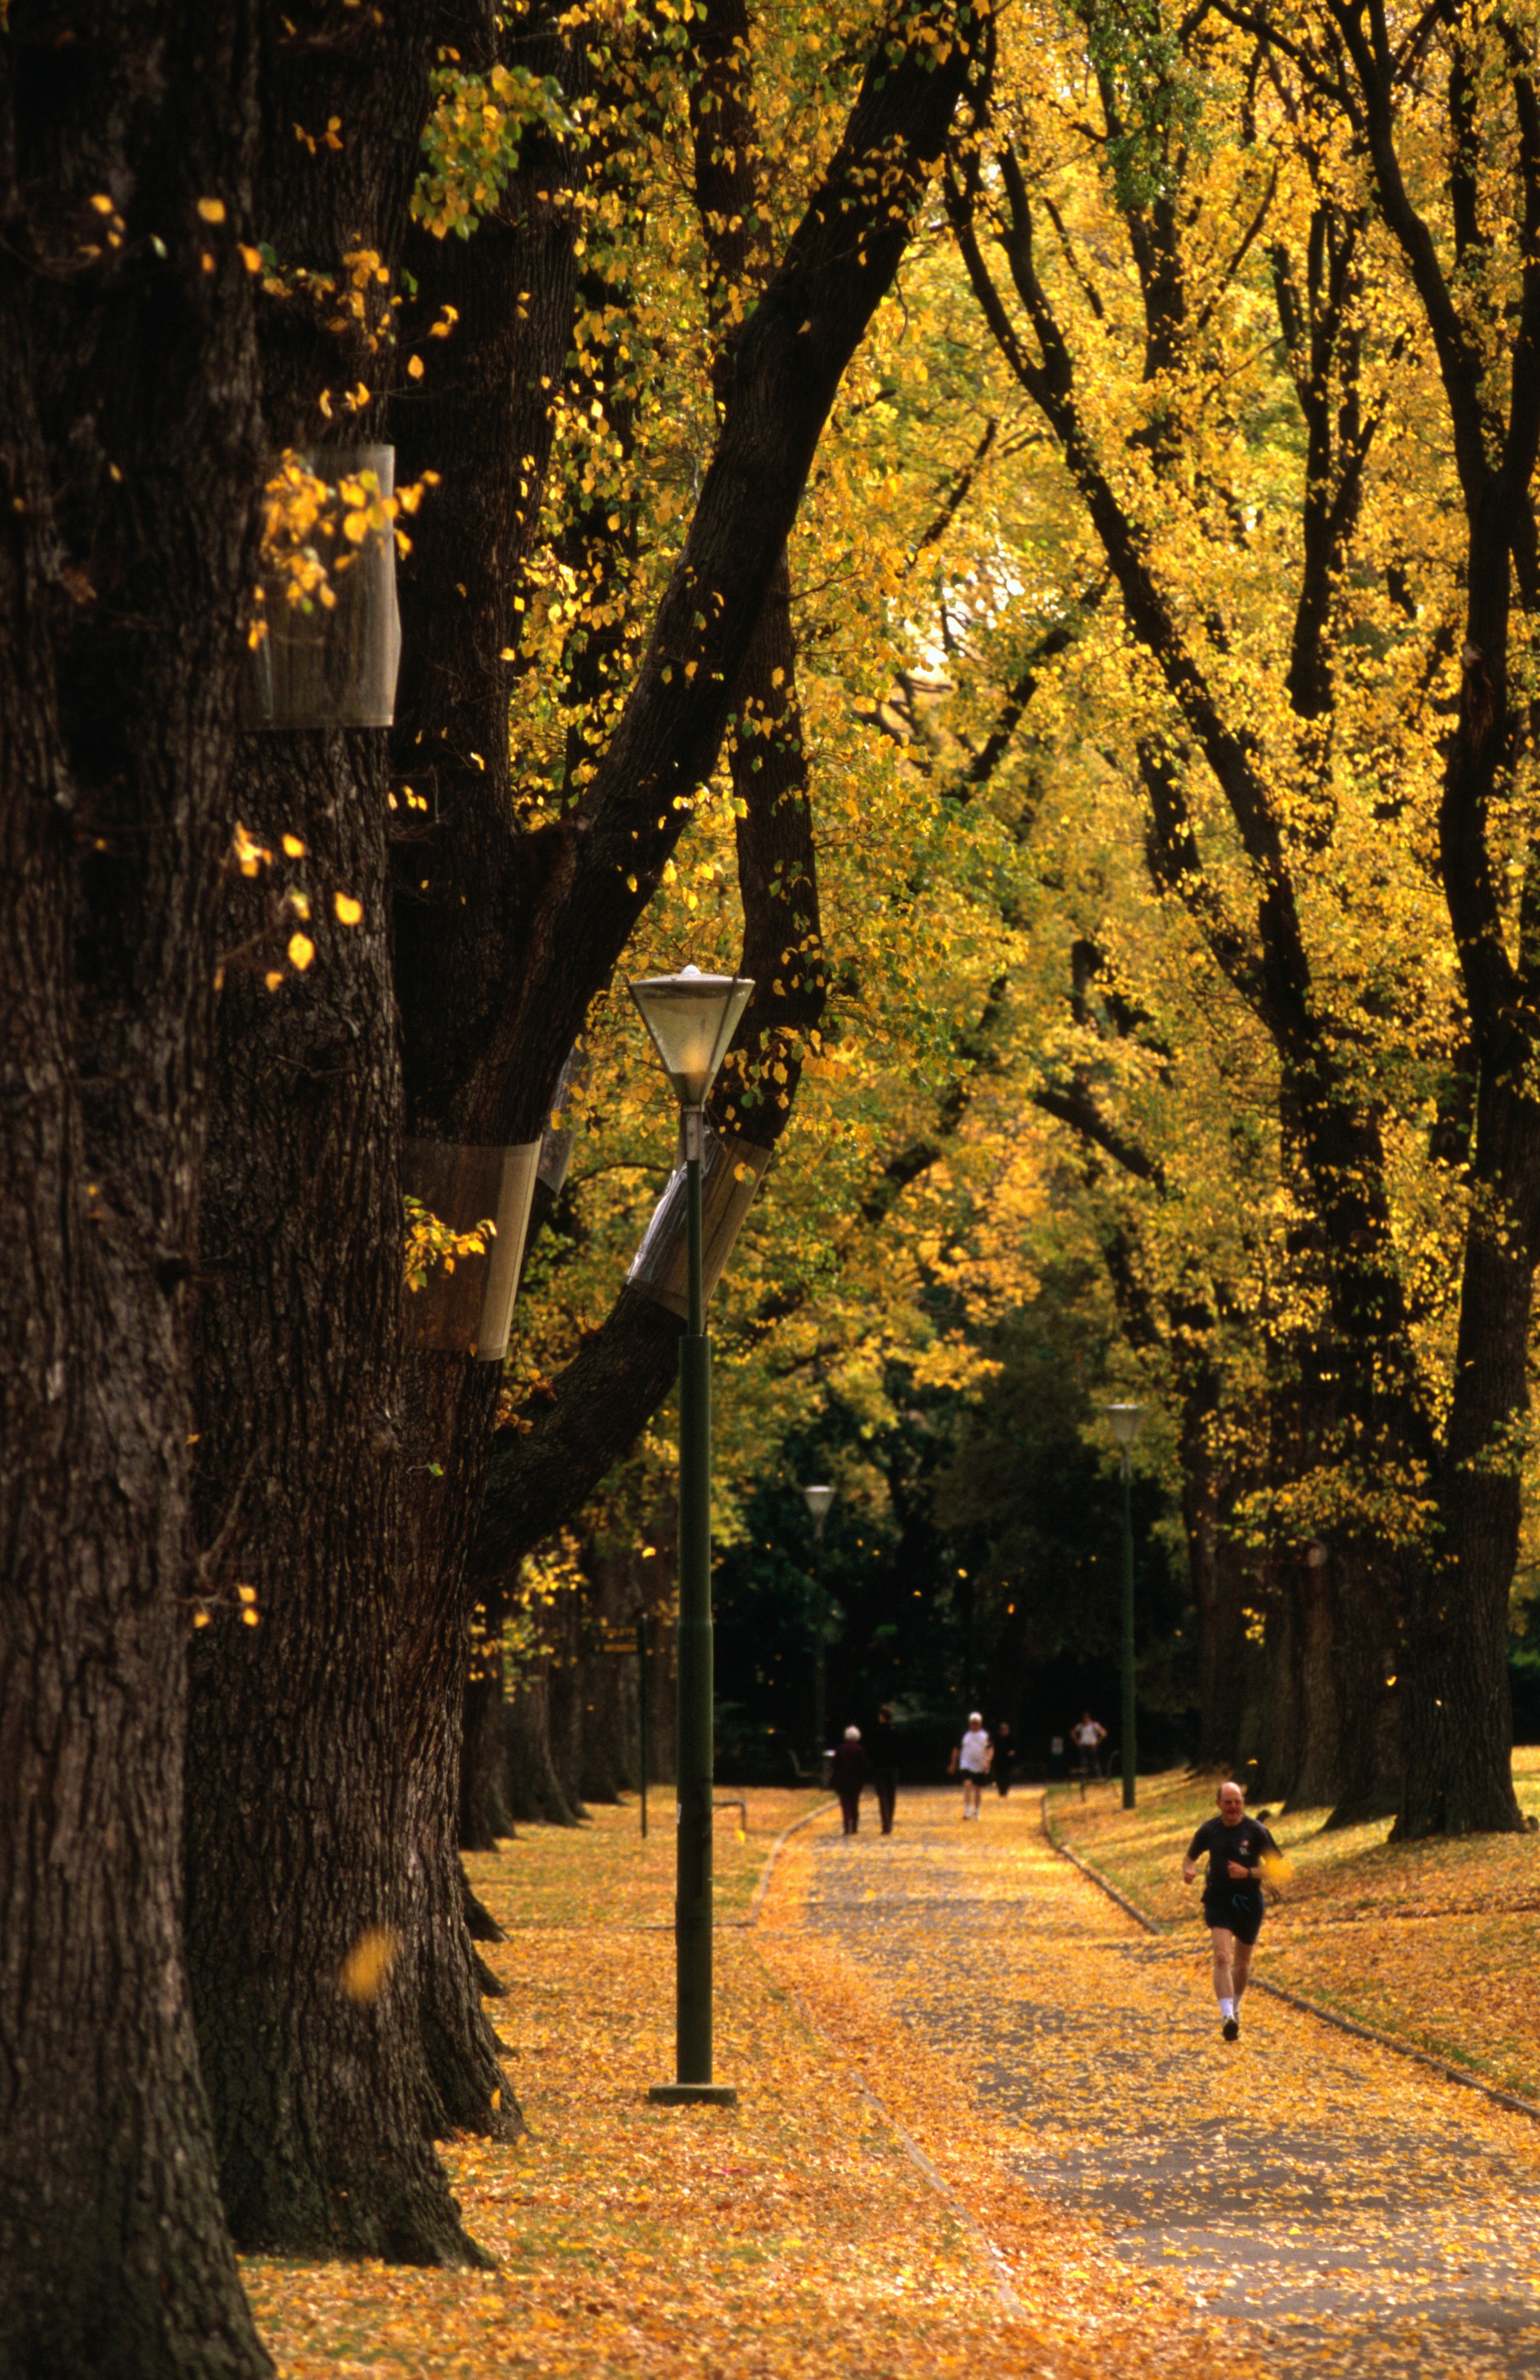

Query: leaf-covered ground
<box><xmin>244</xmin><ymin>1789</ymin><xmax>1214</xmax><ymax>2377</ymax></box>
<box><xmin>770</xmin><ymin>1786</ymin><xmax>1540</xmax><ymax>2373</ymax></box>
<box><xmin>1050</xmin><ymin>1754</ymin><xmax>1540</xmax><ymax>2102</ymax></box>
<box><xmin>244</xmin><ymin>1779</ymin><xmax>1540</xmax><ymax>2374</ymax></box>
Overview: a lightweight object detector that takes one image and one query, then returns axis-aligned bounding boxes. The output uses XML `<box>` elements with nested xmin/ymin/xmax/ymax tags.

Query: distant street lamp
<box><xmin>631</xmin><ymin>964</ymin><xmax>753</xmax><ymax>2109</ymax></box>
<box><xmin>803</xmin><ymin>1484</ymin><xmax>835</xmax><ymax>1761</ymax></box>
<box><xmin>1104</xmin><ymin>1402</ymin><xmax>1145</xmax><ymax>1811</ymax></box>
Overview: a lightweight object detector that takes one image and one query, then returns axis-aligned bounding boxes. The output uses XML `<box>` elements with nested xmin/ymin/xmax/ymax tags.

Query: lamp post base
<box><xmin>648</xmin><ymin>2082</ymin><xmax>739</xmax><ymax>2107</ymax></box>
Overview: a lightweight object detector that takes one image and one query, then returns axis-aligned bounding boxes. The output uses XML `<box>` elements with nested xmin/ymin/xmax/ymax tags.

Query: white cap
<box><xmin>844</xmin><ymin>1724</ymin><xmax>861</xmax><ymax>1740</ymax></box>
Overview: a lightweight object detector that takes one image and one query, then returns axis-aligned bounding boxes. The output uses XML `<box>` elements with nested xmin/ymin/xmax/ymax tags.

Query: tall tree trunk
<box><xmin>1398</xmin><ymin>1195</ymin><xmax>1535</xmax><ymax>1836</ymax></box>
<box><xmin>182</xmin><ymin>0</ymin><xmax>500</xmax><ymax>2254</ymax></box>
<box><xmin>1294</xmin><ymin>1545</ymin><xmax>1404</xmax><ymax>1825</ymax></box>
<box><xmin>507</xmin><ymin>1664</ymin><xmax>584</xmax><ymax>1825</ymax></box>
<box><xmin>0</xmin><ymin>5</ymin><xmax>271</xmax><ymax>2368</ymax></box>
<box><xmin>186</xmin><ymin>728</ymin><xmax>482</xmax><ymax>2260</ymax></box>
<box><xmin>579</xmin><ymin>1537</ymin><xmax>654</xmax><ymax>1803</ymax></box>
<box><xmin>461</xmin><ymin>1583</ymin><xmax>516</xmax><ymax>1851</ymax></box>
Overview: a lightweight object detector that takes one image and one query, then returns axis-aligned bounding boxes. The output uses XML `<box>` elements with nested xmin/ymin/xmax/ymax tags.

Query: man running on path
<box><xmin>1182</xmin><ymin>1779</ymin><xmax>1278</xmax><ymax>2041</ymax></box>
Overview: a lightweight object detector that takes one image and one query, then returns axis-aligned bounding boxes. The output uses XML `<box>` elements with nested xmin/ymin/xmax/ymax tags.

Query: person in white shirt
<box><xmin>954</xmin><ymin>1713</ymin><xmax>992</xmax><ymax>1819</ymax></box>
<box><xmin>1071</xmin><ymin>1711</ymin><xmax>1106</xmax><ymax>1782</ymax></box>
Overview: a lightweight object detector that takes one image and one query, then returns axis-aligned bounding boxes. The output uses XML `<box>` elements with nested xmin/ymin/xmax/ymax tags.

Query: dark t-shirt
<box><xmin>1187</xmin><ymin>1815</ymin><xmax>1277</xmax><ymax>1898</ymax></box>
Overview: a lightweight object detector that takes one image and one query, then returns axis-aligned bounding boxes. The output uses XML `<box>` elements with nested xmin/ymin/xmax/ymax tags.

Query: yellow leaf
<box><xmin>407</xmin><ymin>354</ymin><xmax>426</xmax><ymax>379</ymax></box>
<box><xmin>334</xmin><ymin>892</ymin><xmax>363</xmax><ymax>926</ymax></box>
<box><xmin>340</xmin><ymin>1927</ymin><xmax>399</xmax><ymax>2002</ymax></box>
<box><xmin>197</xmin><ymin>197</ymin><xmax>227</xmax><ymax>224</ymax></box>
<box><xmin>288</xmin><ymin>933</ymin><xmax>314</xmax><ymax>971</ymax></box>
<box><xmin>282</xmin><ymin>834</ymin><xmax>306</xmax><ymax>858</ymax></box>
<box><xmin>264</xmin><ymin>970</ymin><xmax>285</xmax><ymax>992</ymax></box>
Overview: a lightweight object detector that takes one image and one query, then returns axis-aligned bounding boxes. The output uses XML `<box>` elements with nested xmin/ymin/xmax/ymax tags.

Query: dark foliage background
<box><xmin>713</xmin><ymin>1267</ymin><xmax>1197</xmax><ymax>1784</ymax></box>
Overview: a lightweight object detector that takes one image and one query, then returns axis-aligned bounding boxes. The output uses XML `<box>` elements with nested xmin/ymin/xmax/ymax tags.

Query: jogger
<box><xmin>1182</xmin><ymin>1780</ymin><xmax>1278</xmax><ymax>2040</ymax></box>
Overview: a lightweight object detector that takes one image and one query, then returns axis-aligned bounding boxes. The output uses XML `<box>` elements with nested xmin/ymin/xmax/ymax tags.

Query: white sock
<box><xmin>1219</xmin><ymin>1996</ymin><xmax>1236</xmax><ymax>2020</ymax></box>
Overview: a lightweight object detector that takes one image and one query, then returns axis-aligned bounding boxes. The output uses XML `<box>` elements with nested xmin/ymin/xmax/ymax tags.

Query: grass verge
<box><xmin>1047</xmin><ymin>1753</ymin><xmax>1540</xmax><ymax>2103</ymax></box>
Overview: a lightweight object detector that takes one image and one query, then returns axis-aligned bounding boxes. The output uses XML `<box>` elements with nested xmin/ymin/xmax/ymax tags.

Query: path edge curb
<box><xmin>751</xmin><ymin>1794</ymin><xmax>1024</xmax><ymax>2319</ymax></box>
<box><xmin>1040</xmin><ymin>1789</ymin><xmax>1163</xmax><ymax>1936</ymax></box>
<box><xmin>1040</xmin><ymin>1791</ymin><xmax>1540</xmax><ymax>2131</ymax></box>
<box><xmin>768</xmin><ymin>1976</ymin><xmax>1024</xmax><ymax>2318</ymax></box>
<box><xmin>746</xmin><ymin>1794</ymin><xmax>837</xmax><ymax>1922</ymax></box>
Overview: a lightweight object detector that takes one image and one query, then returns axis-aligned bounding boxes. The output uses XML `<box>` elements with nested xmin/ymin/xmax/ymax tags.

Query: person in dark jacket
<box><xmin>993</xmin><ymin>1719</ymin><xmax>1016</xmax><ymax>1797</ymax></box>
<box><xmin>869</xmin><ymin>1705</ymin><xmax>900</xmax><ymax>1834</ymax></box>
<box><xmin>830</xmin><ymin>1726</ymin><xmax>869</xmax><ymax>1835</ymax></box>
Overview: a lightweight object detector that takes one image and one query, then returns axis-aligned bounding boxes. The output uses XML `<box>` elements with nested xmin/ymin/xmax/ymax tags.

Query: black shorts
<box><xmin>1203</xmin><ymin>1888</ymin><xmax>1264</xmax><ymax>1946</ymax></box>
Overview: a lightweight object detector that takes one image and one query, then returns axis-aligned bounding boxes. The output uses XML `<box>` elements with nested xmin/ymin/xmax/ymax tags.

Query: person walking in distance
<box><xmin>952</xmin><ymin>1712</ymin><xmax>992</xmax><ymax>1819</ymax></box>
<box><xmin>992</xmin><ymin>1719</ymin><xmax>1016</xmax><ymax>1797</ymax></box>
<box><xmin>869</xmin><ymin>1704</ymin><xmax>900</xmax><ymax>1835</ymax></box>
<box><xmin>1071</xmin><ymin>1710</ymin><xmax>1106</xmax><ymax>1788</ymax></box>
<box><xmin>1182</xmin><ymin>1779</ymin><xmax>1280</xmax><ymax>2041</ymax></box>
<box><xmin>830</xmin><ymin>1725</ymin><xmax>869</xmax><ymax>1836</ymax></box>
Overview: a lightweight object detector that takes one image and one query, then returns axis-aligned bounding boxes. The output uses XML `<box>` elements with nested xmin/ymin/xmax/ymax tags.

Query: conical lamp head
<box><xmin>1104</xmin><ymin>1401</ymin><xmax>1144</xmax><ymax>1447</ymax></box>
<box><xmin>628</xmin><ymin>964</ymin><xmax>754</xmax><ymax>1108</ymax></box>
<box><xmin>803</xmin><ymin>1484</ymin><xmax>835</xmax><ymax>1522</ymax></box>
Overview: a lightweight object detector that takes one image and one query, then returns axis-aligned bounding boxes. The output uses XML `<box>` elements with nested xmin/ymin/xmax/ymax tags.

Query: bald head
<box><xmin>1216</xmin><ymin>1780</ymin><xmax>1246</xmax><ymax>1822</ymax></box>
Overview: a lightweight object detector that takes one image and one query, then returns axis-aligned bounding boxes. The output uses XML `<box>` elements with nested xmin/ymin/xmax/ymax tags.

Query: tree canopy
<box><xmin>5</xmin><ymin>0</ymin><xmax>1540</xmax><ymax>2371</ymax></box>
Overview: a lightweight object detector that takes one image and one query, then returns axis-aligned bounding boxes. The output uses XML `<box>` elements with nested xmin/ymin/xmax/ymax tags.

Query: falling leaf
<box><xmin>340</xmin><ymin>1926</ymin><xmax>399</xmax><ymax>2003</ymax></box>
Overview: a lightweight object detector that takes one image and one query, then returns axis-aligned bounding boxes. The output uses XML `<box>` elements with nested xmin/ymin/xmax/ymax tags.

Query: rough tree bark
<box><xmin>0</xmin><ymin>5</ymin><xmax>273</xmax><ymax>2371</ymax></box>
<box><xmin>507</xmin><ymin>1662</ymin><xmax>585</xmax><ymax>1825</ymax></box>
<box><xmin>183</xmin><ymin>0</ymin><xmax>489</xmax><ymax>2261</ymax></box>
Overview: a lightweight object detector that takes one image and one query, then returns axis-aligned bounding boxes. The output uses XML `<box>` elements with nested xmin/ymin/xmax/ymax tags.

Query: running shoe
<box><xmin>1222</xmin><ymin>2016</ymin><xmax>1240</xmax><ymax>2042</ymax></box>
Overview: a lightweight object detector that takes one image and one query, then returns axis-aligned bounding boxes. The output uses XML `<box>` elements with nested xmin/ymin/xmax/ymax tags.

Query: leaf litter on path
<box><xmin>244</xmin><ymin>1789</ymin><xmax>1215</xmax><ymax>2377</ymax></box>
<box><xmin>766</xmin><ymin>1786</ymin><xmax>1540</xmax><ymax>2375</ymax></box>
<box><xmin>245</xmin><ymin>1781</ymin><xmax>1540</xmax><ymax>2376</ymax></box>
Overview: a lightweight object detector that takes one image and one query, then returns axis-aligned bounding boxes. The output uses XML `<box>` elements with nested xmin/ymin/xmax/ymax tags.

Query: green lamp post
<box><xmin>631</xmin><ymin>963</ymin><xmax>753</xmax><ymax>2108</ymax></box>
<box><xmin>1105</xmin><ymin>1401</ymin><xmax>1144</xmax><ymax>1811</ymax></box>
<box><xmin>803</xmin><ymin>1483</ymin><xmax>835</xmax><ymax>1764</ymax></box>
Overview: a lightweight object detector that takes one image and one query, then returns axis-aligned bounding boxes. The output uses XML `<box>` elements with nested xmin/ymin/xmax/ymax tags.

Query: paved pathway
<box><xmin>784</xmin><ymin>1789</ymin><xmax>1540</xmax><ymax>2374</ymax></box>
